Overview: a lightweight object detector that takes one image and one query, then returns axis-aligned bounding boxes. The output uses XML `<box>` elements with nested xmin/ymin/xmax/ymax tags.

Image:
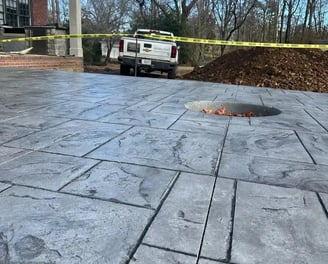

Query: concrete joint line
<box><xmin>294</xmin><ymin>130</ymin><xmax>317</xmax><ymax>165</ymax></box>
<box><xmin>126</xmin><ymin>171</ymin><xmax>181</xmax><ymax>263</ymax></box>
<box><xmin>195</xmin><ymin>119</ymin><xmax>231</xmax><ymax>264</ymax></box>
<box><xmin>316</xmin><ymin>193</ymin><xmax>328</xmax><ymax>219</ymax></box>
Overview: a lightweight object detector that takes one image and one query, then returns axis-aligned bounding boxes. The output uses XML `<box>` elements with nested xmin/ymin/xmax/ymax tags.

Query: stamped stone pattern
<box><xmin>131</xmin><ymin>245</ymin><xmax>195</xmax><ymax>263</ymax></box>
<box><xmin>0</xmin><ymin>96</ymin><xmax>65</xmax><ymax>112</ymax></box>
<box><xmin>0</xmin><ymin>186</ymin><xmax>153</xmax><ymax>264</ymax></box>
<box><xmin>126</xmin><ymin>101</ymin><xmax>161</xmax><ymax>112</ymax></box>
<box><xmin>169</xmin><ymin>119</ymin><xmax>228</xmax><ymax>134</ymax></box>
<box><xmin>306</xmin><ymin>109</ymin><xmax>328</xmax><ymax>131</ymax></box>
<box><xmin>319</xmin><ymin>192</ymin><xmax>328</xmax><ymax>210</ymax></box>
<box><xmin>151</xmin><ymin>103</ymin><xmax>187</xmax><ymax>115</ymax></box>
<box><xmin>99</xmin><ymin>109</ymin><xmax>180</xmax><ymax>129</ymax></box>
<box><xmin>0</xmin><ymin>114</ymin><xmax>70</xmax><ymax>130</ymax></box>
<box><xmin>87</xmin><ymin>127</ymin><xmax>223</xmax><ymax>175</ymax></box>
<box><xmin>6</xmin><ymin>120</ymin><xmax>130</xmax><ymax>156</ymax></box>
<box><xmin>224</xmin><ymin>125</ymin><xmax>313</xmax><ymax>163</ymax></box>
<box><xmin>219</xmin><ymin>153</ymin><xmax>328</xmax><ymax>193</ymax></box>
<box><xmin>0</xmin><ymin>109</ymin><xmax>19</xmax><ymax>122</ymax></box>
<box><xmin>0</xmin><ymin>183</ymin><xmax>11</xmax><ymax>192</ymax></box>
<box><xmin>249</xmin><ymin>110</ymin><xmax>327</xmax><ymax>132</ymax></box>
<box><xmin>0</xmin><ymin>146</ymin><xmax>29</xmax><ymax>165</ymax></box>
<box><xmin>1</xmin><ymin>68</ymin><xmax>328</xmax><ymax>264</ymax></box>
<box><xmin>198</xmin><ymin>259</ymin><xmax>225</xmax><ymax>264</ymax></box>
<box><xmin>62</xmin><ymin>161</ymin><xmax>177</xmax><ymax>209</ymax></box>
<box><xmin>231</xmin><ymin>181</ymin><xmax>328</xmax><ymax>264</ymax></box>
<box><xmin>0</xmin><ymin>151</ymin><xmax>98</xmax><ymax>190</ymax></box>
<box><xmin>0</xmin><ymin>123</ymin><xmax>37</xmax><ymax>145</ymax></box>
<box><xmin>297</xmin><ymin>132</ymin><xmax>328</xmax><ymax>165</ymax></box>
<box><xmin>143</xmin><ymin>173</ymin><xmax>214</xmax><ymax>254</ymax></box>
<box><xmin>200</xmin><ymin>178</ymin><xmax>235</xmax><ymax>260</ymax></box>
<box><xmin>29</xmin><ymin>100</ymin><xmax>127</xmax><ymax>120</ymax></box>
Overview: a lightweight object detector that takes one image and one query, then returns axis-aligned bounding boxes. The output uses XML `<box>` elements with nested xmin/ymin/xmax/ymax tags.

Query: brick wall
<box><xmin>31</xmin><ymin>0</ymin><xmax>48</xmax><ymax>26</ymax></box>
<box><xmin>0</xmin><ymin>55</ymin><xmax>84</xmax><ymax>72</ymax></box>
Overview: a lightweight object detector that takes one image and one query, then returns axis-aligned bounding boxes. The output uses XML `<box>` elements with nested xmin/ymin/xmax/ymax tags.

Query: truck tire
<box><xmin>167</xmin><ymin>68</ymin><xmax>177</xmax><ymax>79</ymax></box>
<box><xmin>120</xmin><ymin>64</ymin><xmax>130</xmax><ymax>75</ymax></box>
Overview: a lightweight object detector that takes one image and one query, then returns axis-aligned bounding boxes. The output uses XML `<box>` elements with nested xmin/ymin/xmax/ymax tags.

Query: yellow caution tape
<box><xmin>1</xmin><ymin>33</ymin><xmax>328</xmax><ymax>49</ymax></box>
<box><xmin>0</xmin><ymin>33</ymin><xmax>130</xmax><ymax>43</ymax></box>
<box><xmin>142</xmin><ymin>34</ymin><xmax>328</xmax><ymax>49</ymax></box>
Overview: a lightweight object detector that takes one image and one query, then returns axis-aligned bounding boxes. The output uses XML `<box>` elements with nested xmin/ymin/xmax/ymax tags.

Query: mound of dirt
<box><xmin>182</xmin><ymin>48</ymin><xmax>328</xmax><ymax>93</ymax></box>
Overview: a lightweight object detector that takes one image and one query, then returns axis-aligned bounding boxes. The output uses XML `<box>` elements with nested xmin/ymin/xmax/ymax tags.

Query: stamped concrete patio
<box><xmin>0</xmin><ymin>68</ymin><xmax>327</xmax><ymax>264</ymax></box>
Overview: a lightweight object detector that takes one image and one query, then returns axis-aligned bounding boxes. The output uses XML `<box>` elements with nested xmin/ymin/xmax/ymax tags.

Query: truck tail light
<box><xmin>119</xmin><ymin>39</ymin><xmax>124</xmax><ymax>52</ymax></box>
<box><xmin>171</xmin><ymin>46</ymin><xmax>177</xmax><ymax>58</ymax></box>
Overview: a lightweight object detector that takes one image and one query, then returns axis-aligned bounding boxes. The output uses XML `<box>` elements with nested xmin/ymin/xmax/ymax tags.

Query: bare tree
<box><xmin>302</xmin><ymin>0</ymin><xmax>316</xmax><ymax>40</ymax></box>
<box><xmin>211</xmin><ymin>0</ymin><xmax>257</xmax><ymax>54</ymax></box>
<box><xmin>189</xmin><ymin>0</ymin><xmax>217</xmax><ymax>65</ymax></box>
<box><xmin>283</xmin><ymin>0</ymin><xmax>300</xmax><ymax>42</ymax></box>
<box><xmin>138</xmin><ymin>0</ymin><xmax>199</xmax><ymax>34</ymax></box>
<box><xmin>48</xmin><ymin>0</ymin><xmax>61</xmax><ymax>25</ymax></box>
<box><xmin>313</xmin><ymin>0</ymin><xmax>327</xmax><ymax>37</ymax></box>
<box><xmin>82</xmin><ymin>0</ymin><xmax>132</xmax><ymax>63</ymax></box>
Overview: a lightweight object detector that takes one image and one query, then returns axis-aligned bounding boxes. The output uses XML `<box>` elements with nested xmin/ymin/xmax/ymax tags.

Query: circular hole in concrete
<box><xmin>185</xmin><ymin>101</ymin><xmax>281</xmax><ymax>117</ymax></box>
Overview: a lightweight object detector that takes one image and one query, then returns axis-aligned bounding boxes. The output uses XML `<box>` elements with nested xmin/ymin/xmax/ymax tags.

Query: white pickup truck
<box><xmin>118</xmin><ymin>29</ymin><xmax>178</xmax><ymax>79</ymax></box>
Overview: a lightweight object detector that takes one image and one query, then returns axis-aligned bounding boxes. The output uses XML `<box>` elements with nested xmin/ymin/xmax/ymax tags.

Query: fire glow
<box><xmin>203</xmin><ymin>106</ymin><xmax>255</xmax><ymax>117</ymax></box>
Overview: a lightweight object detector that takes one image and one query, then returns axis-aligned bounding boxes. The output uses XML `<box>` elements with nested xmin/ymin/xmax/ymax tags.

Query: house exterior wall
<box><xmin>0</xmin><ymin>54</ymin><xmax>84</xmax><ymax>71</ymax></box>
<box><xmin>31</xmin><ymin>0</ymin><xmax>48</xmax><ymax>26</ymax></box>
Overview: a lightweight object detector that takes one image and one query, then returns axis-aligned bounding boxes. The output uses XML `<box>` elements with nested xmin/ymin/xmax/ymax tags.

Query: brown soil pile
<box><xmin>182</xmin><ymin>48</ymin><xmax>328</xmax><ymax>93</ymax></box>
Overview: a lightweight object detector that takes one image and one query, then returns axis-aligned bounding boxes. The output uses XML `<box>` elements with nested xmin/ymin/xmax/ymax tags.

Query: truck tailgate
<box><xmin>124</xmin><ymin>38</ymin><xmax>173</xmax><ymax>61</ymax></box>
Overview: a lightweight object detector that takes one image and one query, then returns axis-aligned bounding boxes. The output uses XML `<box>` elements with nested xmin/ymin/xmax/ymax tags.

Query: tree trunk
<box><xmin>105</xmin><ymin>38</ymin><xmax>113</xmax><ymax>64</ymax></box>
<box><xmin>279</xmin><ymin>0</ymin><xmax>286</xmax><ymax>43</ymax></box>
<box><xmin>55</xmin><ymin>0</ymin><xmax>60</xmax><ymax>25</ymax></box>
<box><xmin>284</xmin><ymin>0</ymin><xmax>293</xmax><ymax>42</ymax></box>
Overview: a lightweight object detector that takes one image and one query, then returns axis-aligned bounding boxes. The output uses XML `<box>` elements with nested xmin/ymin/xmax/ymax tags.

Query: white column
<box><xmin>69</xmin><ymin>0</ymin><xmax>83</xmax><ymax>57</ymax></box>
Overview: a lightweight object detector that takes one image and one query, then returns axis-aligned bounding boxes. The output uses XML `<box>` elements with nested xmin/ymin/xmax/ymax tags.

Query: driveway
<box><xmin>0</xmin><ymin>68</ymin><xmax>327</xmax><ymax>264</ymax></box>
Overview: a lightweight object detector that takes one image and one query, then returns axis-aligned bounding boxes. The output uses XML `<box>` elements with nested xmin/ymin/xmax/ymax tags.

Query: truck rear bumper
<box><xmin>118</xmin><ymin>56</ymin><xmax>177</xmax><ymax>72</ymax></box>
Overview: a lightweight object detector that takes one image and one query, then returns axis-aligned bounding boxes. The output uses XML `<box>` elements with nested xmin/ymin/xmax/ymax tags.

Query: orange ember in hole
<box><xmin>203</xmin><ymin>107</ymin><xmax>255</xmax><ymax>117</ymax></box>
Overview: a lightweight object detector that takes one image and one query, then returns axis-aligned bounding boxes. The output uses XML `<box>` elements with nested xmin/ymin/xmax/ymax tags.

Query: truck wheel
<box><xmin>167</xmin><ymin>68</ymin><xmax>177</xmax><ymax>79</ymax></box>
<box><xmin>120</xmin><ymin>64</ymin><xmax>130</xmax><ymax>75</ymax></box>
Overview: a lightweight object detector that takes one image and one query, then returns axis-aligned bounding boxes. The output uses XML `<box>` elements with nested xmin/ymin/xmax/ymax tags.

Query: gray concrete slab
<box><xmin>0</xmin><ymin>109</ymin><xmax>20</xmax><ymax>122</ymax></box>
<box><xmin>0</xmin><ymin>123</ymin><xmax>37</xmax><ymax>145</ymax></box>
<box><xmin>151</xmin><ymin>103</ymin><xmax>187</xmax><ymax>115</ymax></box>
<box><xmin>6</xmin><ymin>120</ymin><xmax>130</xmax><ymax>156</ymax></box>
<box><xmin>319</xmin><ymin>192</ymin><xmax>328</xmax><ymax>209</ymax></box>
<box><xmin>249</xmin><ymin>110</ymin><xmax>327</xmax><ymax>132</ymax></box>
<box><xmin>231</xmin><ymin>181</ymin><xmax>328</xmax><ymax>264</ymax></box>
<box><xmin>219</xmin><ymin>153</ymin><xmax>328</xmax><ymax>193</ymax></box>
<box><xmin>131</xmin><ymin>245</ymin><xmax>224</xmax><ymax>264</ymax></box>
<box><xmin>180</xmin><ymin>109</ymin><xmax>230</xmax><ymax>123</ymax></box>
<box><xmin>99</xmin><ymin>109</ymin><xmax>180</xmax><ymax>129</ymax></box>
<box><xmin>0</xmin><ymin>146</ymin><xmax>29</xmax><ymax>165</ymax></box>
<box><xmin>143</xmin><ymin>173</ymin><xmax>214</xmax><ymax>255</ymax></box>
<box><xmin>198</xmin><ymin>260</ymin><xmax>225</xmax><ymax>264</ymax></box>
<box><xmin>0</xmin><ymin>114</ymin><xmax>70</xmax><ymax>130</ymax></box>
<box><xmin>0</xmin><ymin>151</ymin><xmax>98</xmax><ymax>190</ymax></box>
<box><xmin>0</xmin><ymin>182</ymin><xmax>11</xmax><ymax>192</ymax></box>
<box><xmin>62</xmin><ymin>161</ymin><xmax>177</xmax><ymax>209</ymax></box>
<box><xmin>306</xmin><ymin>109</ymin><xmax>328</xmax><ymax>131</ymax></box>
<box><xmin>126</xmin><ymin>101</ymin><xmax>162</xmax><ymax>111</ymax></box>
<box><xmin>0</xmin><ymin>186</ymin><xmax>153</xmax><ymax>264</ymax></box>
<box><xmin>0</xmin><ymin>96</ymin><xmax>65</xmax><ymax>112</ymax></box>
<box><xmin>131</xmin><ymin>245</ymin><xmax>195</xmax><ymax>263</ymax></box>
<box><xmin>224</xmin><ymin>125</ymin><xmax>313</xmax><ymax>163</ymax></box>
<box><xmin>297</xmin><ymin>131</ymin><xmax>328</xmax><ymax>165</ymax></box>
<box><xmin>1</xmin><ymin>68</ymin><xmax>328</xmax><ymax>264</ymax></box>
<box><xmin>201</xmin><ymin>178</ymin><xmax>235</xmax><ymax>260</ymax></box>
<box><xmin>30</xmin><ymin>101</ymin><xmax>127</xmax><ymax>121</ymax></box>
<box><xmin>169</xmin><ymin>119</ymin><xmax>228</xmax><ymax>135</ymax></box>
<box><xmin>87</xmin><ymin>127</ymin><xmax>223</xmax><ymax>174</ymax></box>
